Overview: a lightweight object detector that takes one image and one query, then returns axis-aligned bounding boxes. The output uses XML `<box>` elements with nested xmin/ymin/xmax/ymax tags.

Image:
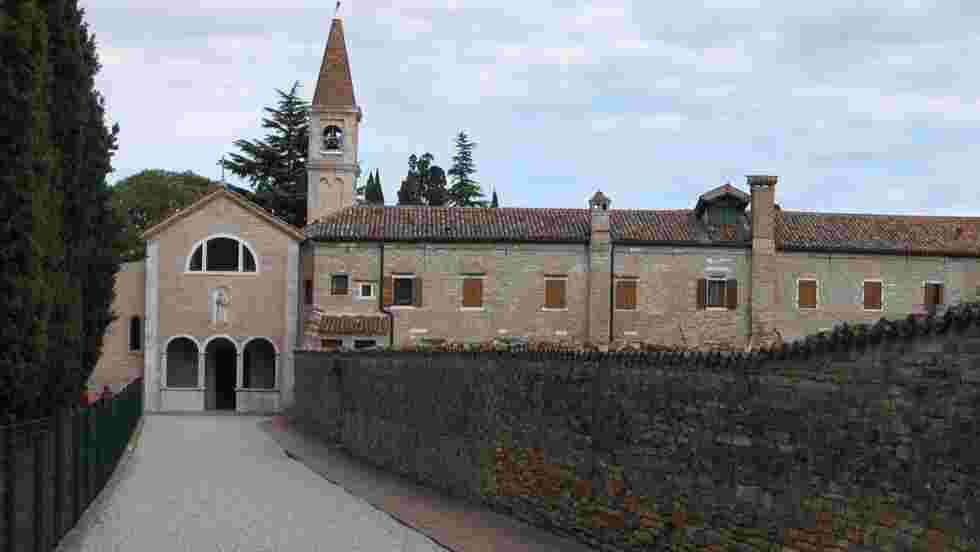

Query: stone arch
<box><xmin>204</xmin><ymin>335</ymin><xmax>239</xmax><ymax>410</ymax></box>
<box><xmin>164</xmin><ymin>335</ymin><xmax>199</xmax><ymax>389</ymax></box>
<box><xmin>242</xmin><ymin>337</ymin><xmax>277</xmax><ymax>389</ymax></box>
<box><xmin>185</xmin><ymin>234</ymin><xmax>259</xmax><ymax>274</ymax></box>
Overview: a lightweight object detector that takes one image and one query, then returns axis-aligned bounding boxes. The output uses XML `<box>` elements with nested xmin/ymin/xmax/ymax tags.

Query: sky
<box><xmin>84</xmin><ymin>1</ymin><xmax>980</xmax><ymax>215</ymax></box>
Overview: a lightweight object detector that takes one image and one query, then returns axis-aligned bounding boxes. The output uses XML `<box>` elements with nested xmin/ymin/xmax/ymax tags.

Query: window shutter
<box><xmin>615</xmin><ymin>281</ymin><xmax>626</xmax><ymax>309</ymax></box>
<box><xmin>462</xmin><ymin>278</ymin><xmax>483</xmax><ymax>308</ymax></box>
<box><xmin>557</xmin><ymin>279</ymin><xmax>566</xmax><ymax>308</ymax></box>
<box><xmin>799</xmin><ymin>281</ymin><xmax>817</xmax><ymax>308</ymax></box>
<box><xmin>864</xmin><ymin>282</ymin><xmax>881</xmax><ymax>310</ymax></box>
<box><xmin>726</xmin><ymin>279</ymin><xmax>738</xmax><ymax>310</ymax></box>
<box><xmin>937</xmin><ymin>284</ymin><xmax>943</xmax><ymax>305</ymax></box>
<box><xmin>414</xmin><ymin>276</ymin><xmax>423</xmax><ymax>307</ymax></box>
<box><xmin>696</xmin><ymin>279</ymin><xmax>706</xmax><ymax>310</ymax></box>
<box><xmin>616</xmin><ymin>280</ymin><xmax>637</xmax><ymax>310</ymax></box>
<box><xmin>545</xmin><ymin>279</ymin><xmax>558</xmax><ymax>308</ymax></box>
<box><xmin>628</xmin><ymin>281</ymin><xmax>637</xmax><ymax>309</ymax></box>
<box><xmin>383</xmin><ymin>276</ymin><xmax>393</xmax><ymax>307</ymax></box>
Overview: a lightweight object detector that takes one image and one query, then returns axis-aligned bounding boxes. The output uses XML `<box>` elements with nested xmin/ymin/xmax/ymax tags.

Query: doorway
<box><xmin>205</xmin><ymin>337</ymin><xmax>237</xmax><ymax>411</ymax></box>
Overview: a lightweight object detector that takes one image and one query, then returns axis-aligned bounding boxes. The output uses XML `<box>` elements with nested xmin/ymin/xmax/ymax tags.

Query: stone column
<box><xmin>198</xmin><ymin>352</ymin><xmax>206</xmax><ymax>389</ymax></box>
<box><xmin>236</xmin><ymin>352</ymin><xmax>244</xmax><ymax>389</ymax></box>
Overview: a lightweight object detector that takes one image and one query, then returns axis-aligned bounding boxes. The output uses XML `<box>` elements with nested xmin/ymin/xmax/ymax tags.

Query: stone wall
<box><xmin>292</xmin><ymin>303</ymin><xmax>980</xmax><ymax>551</ymax></box>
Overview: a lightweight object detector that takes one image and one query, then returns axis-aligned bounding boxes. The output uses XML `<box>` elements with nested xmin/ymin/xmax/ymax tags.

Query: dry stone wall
<box><xmin>292</xmin><ymin>303</ymin><xmax>980</xmax><ymax>551</ymax></box>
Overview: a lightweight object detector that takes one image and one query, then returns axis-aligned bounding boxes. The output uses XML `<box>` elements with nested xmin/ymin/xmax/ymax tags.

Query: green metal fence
<box><xmin>0</xmin><ymin>377</ymin><xmax>143</xmax><ymax>552</ymax></box>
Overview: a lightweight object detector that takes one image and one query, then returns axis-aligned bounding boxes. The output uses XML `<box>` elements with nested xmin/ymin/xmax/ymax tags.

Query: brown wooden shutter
<box><xmin>557</xmin><ymin>279</ymin><xmax>566</xmax><ymax>308</ymax></box>
<box><xmin>696</xmin><ymin>278</ymin><xmax>706</xmax><ymax>310</ymax></box>
<box><xmin>864</xmin><ymin>281</ymin><xmax>881</xmax><ymax>310</ymax></box>
<box><xmin>616</xmin><ymin>280</ymin><xmax>637</xmax><ymax>310</ymax></box>
<box><xmin>462</xmin><ymin>278</ymin><xmax>483</xmax><ymax>308</ymax></box>
<box><xmin>382</xmin><ymin>276</ymin><xmax>393</xmax><ymax>307</ymax></box>
<box><xmin>545</xmin><ymin>279</ymin><xmax>558</xmax><ymax>308</ymax></box>
<box><xmin>937</xmin><ymin>284</ymin><xmax>944</xmax><ymax>305</ymax></box>
<box><xmin>726</xmin><ymin>279</ymin><xmax>738</xmax><ymax>310</ymax></box>
<box><xmin>799</xmin><ymin>280</ymin><xmax>817</xmax><ymax>308</ymax></box>
<box><xmin>414</xmin><ymin>276</ymin><xmax>423</xmax><ymax>307</ymax></box>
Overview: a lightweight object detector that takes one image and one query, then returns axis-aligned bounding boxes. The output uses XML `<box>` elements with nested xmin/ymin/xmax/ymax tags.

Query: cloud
<box><xmin>83</xmin><ymin>0</ymin><xmax>980</xmax><ymax>217</ymax></box>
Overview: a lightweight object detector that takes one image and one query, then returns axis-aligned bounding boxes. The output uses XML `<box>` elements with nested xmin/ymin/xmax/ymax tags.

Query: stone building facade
<box><xmin>91</xmin><ymin>16</ymin><xmax>980</xmax><ymax>413</ymax></box>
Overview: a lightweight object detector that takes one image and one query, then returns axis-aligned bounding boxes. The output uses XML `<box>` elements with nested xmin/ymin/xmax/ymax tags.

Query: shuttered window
<box><xmin>798</xmin><ymin>280</ymin><xmax>818</xmax><ymax>309</ymax></box>
<box><xmin>706</xmin><ymin>279</ymin><xmax>726</xmax><ymax>308</ymax></box>
<box><xmin>462</xmin><ymin>277</ymin><xmax>483</xmax><ymax>308</ymax></box>
<box><xmin>331</xmin><ymin>274</ymin><xmax>349</xmax><ymax>295</ymax></box>
<box><xmin>924</xmin><ymin>283</ymin><xmax>944</xmax><ymax>310</ymax></box>
<box><xmin>863</xmin><ymin>281</ymin><xmax>882</xmax><ymax>310</ymax></box>
<box><xmin>393</xmin><ymin>276</ymin><xmax>415</xmax><ymax>306</ymax></box>
<box><xmin>726</xmin><ymin>279</ymin><xmax>738</xmax><ymax>310</ymax></box>
<box><xmin>545</xmin><ymin>278</ymin><xmax>566</xmax><ymax>309</ymax></box>
<box><xmin>615</xmin><ymin>279</ymin><xmax>637</xmax><ymax>310</ymax></box>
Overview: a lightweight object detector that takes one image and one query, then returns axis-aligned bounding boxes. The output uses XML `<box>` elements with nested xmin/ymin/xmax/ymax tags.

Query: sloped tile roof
<box><xmin>304</xmin><ymin>205</ymin><xmax>980</xmax><ymax>257</ymax></box>
<box><xmin>305</xmin><ymin>206</ymin><xmax>593</xmax><ymax>243</ymax></box>
<box><xmin>316</xmin><ymin>314</ymin><xmax>390</xmax><ymax>336</ymax></box>
<box><xmin>777</xmin><ymin>211</ymin><xmax>980</xmax><ymax>257</ymax></box>
<box><xmin>610</xmin><ymin>209</ymin><xmax>751</xmax><ymax>245</ymax></box>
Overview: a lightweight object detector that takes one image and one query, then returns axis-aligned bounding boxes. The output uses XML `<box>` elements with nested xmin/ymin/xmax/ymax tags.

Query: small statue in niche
<box><xmin>323</xmin><ymin>125</ymin><xmax>343</xmax><ymax>151</ymax></box>
<box><xmin>211</xmin><ymin>287</ymin><xmax>231</xmax><ymax>326</ymax></box>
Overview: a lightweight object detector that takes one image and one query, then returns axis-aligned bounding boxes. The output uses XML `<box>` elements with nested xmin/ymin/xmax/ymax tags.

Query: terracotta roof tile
<box><xmin>303</xmin><ymin>205</ymin><xmax>980</xmax><ymax>257</ymax></box>
<box><xmin>777</xmin><ymin>211</ymin><xmax>980</xmax><ymax>256</ymax></box>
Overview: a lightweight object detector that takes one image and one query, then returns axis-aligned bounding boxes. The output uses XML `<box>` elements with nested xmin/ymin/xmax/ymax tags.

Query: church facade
<box><xmin>92</xmin><ymin>17</ymin><xmax>980</xmax><ymax>413</ymax></box>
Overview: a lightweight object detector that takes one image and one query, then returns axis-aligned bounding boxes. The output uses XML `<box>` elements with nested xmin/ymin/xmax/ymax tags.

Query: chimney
<box><xmin>748</xmin><ymin>175</ymin><xmax>778</xmax><ymax>349</ymax></box>
<box><xmin>748</xmin><ymin>175</ymin><xmax>777</xmax><ymax>254</ymax></box>
<box><xmin>588</xmin><ymin>190</ymin><xmax>612</xmax><ymax>349</ymax></box>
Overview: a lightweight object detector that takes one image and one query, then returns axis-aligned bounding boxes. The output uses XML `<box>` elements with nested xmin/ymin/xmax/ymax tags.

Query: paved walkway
<box><xmin>57</xmin><ymin>415</ymin><xmax>448</xmax><ymax>552</ymax></box>
<box><xmin>260</xmin><ymin>416</ymin><xmax>593</xmax><ymax>552</ymax></box>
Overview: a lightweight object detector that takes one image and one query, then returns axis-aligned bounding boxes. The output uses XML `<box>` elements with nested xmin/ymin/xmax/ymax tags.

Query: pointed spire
<box><xmin>313</xmin><ymin>18</ymin><xmax>356</xmax><ymax>107</ymax></box>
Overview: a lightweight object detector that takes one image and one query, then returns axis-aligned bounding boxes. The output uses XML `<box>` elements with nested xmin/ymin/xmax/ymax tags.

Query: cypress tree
<box><xmin>491</xmin><ymin>188</ymin><xmax>499</xmax><ymax>208</ymax></box>
<box><xmin>0</xmin><ymin>0</ymin><xmax>123</xmax><ymax>421</ymax></box>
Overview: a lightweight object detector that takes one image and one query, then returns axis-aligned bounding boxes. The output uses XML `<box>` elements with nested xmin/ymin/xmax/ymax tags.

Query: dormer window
<box><xmin>323</xmin><ymin>125</ymin><xmax>343</xmax><ymax>151</ymax></box>
<box><xmin>187</xmin><ymin>235</ymin><xmax>258</xmax><ymax>273</ymax></box>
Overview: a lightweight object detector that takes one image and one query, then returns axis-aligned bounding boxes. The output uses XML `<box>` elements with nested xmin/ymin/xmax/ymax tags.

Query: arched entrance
<box><xmin>205</xmin><ymin>337</ymin><xmax>237</xmax><ymax>411</ymax></box>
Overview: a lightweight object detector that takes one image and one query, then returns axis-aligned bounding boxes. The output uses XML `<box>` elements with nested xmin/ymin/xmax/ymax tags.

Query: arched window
<box><xmin>129</xmin><ymin>316</ymin><xmax>142</xmax><ymax>352</ymax></box>
<box><xmin>187</xmin><ymin>236</ymin><xmax>257</xmax><ymax>273</ymax></box>
<box><xmin>166</xmin><ymin>337</ymin><xmax>199</xmax><ymax>388</ymax></box>
<box><xmin>322</xmin><ymin>125</ymin><xmax>343</xmax><ymax>151</ymax></box>
<box><xmin>243</xmin><ymin>338</ymin><xmax>276</xmax><ymax>389</ymax></box>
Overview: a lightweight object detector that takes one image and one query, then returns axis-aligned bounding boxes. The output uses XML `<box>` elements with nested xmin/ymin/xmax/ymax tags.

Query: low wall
<box><xmin>292</xmin><ymin>304</ymin><xmax>980</xmax><ymax>551</ymax></box>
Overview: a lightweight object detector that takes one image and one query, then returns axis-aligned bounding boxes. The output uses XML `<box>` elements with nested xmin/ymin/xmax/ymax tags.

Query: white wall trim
<box><xmin>203</xmin><ymin>334</ymin><xmax>240</xmax><ymax>354</ymax></box>
<box><xmin>143</xmin><ymin>240</ymin><xmax>160</xmax><ymax>412</ymax></box>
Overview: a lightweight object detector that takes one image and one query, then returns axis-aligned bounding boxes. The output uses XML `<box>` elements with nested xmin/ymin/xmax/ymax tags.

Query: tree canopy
<box><xmin>1</xmin><ymin>0</ymin><xmax>123</xmax><ymax>421</ymax></box>
<box><xmin>109</xmin><ymin>169</ymin><xmax>218</xmax><ymax>261</ymax></box>
<box><xmin>222</xmin><ymin>81</ymin><xmax>309</xmax><ymax>227</ymax></box>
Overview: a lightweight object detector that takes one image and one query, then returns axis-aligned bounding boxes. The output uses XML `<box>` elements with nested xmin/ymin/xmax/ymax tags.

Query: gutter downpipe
<box><xmin>379</xmin><ymin>241</ymin><xmax>395</xmax><ymax>348</ymax></box>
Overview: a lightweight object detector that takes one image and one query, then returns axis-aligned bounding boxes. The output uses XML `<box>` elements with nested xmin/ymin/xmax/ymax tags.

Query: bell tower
<box><xmin>307</xmin><ymin>16</ymin><xmax>361</xmax><ymax>224</ymax></box>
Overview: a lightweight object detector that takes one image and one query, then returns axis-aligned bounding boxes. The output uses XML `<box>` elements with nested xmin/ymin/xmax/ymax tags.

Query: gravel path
<box><xmin>59</xmin><ymin>415</ymin><xmax>448</xmax><ymax>552</ymax></box>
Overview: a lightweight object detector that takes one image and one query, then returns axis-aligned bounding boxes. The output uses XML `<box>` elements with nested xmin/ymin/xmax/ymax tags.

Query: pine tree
<box><xmin>448</xmin><ymin>131</ymin><xmax>484</xmax><ymax>206</ymax></box>
<box><xmin>491</xmin><ymin>188</ymin><xmax>499</xmax><ymax>208</ymax></box>
<box><xmin>223</xmin><ymin>81</ymin><xmax>309</xmax><ymax>227</ymax></box>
